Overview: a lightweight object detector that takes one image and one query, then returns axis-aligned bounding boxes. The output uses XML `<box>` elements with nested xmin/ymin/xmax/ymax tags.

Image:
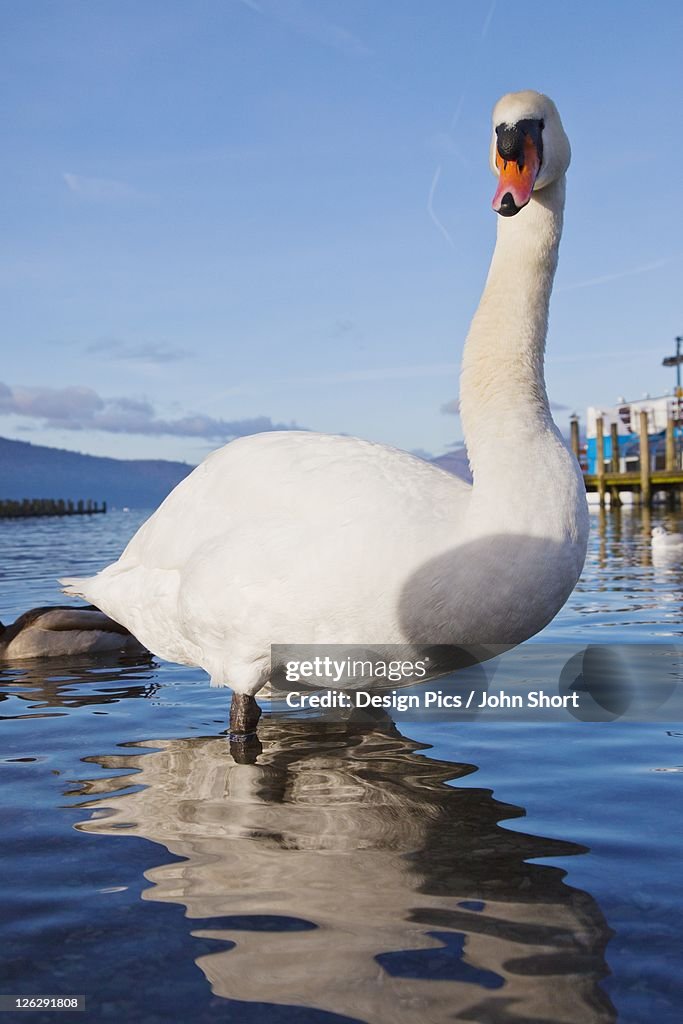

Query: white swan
<box><xmin>651</xmin><ymin>525</ymin><xmax>683</xmax><ymax>567</ymax></box>
<box><xmin>652</xmin><ymin>526</ymin><xmax>683</xmax><ymax>549</ymax></box>
<box><xmin>62</xmin><ymin>90</ymin><xmax>589</xmax><ymax>731</ymax></box>
<box><xmin>0</xmin><ymin>606</ymin><xmax>148</xmax><ymax>660</ymax></box>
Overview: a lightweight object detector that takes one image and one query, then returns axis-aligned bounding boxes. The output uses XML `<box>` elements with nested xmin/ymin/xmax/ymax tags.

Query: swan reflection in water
<box><xmin>76</xmin><ymin>712</ymin><xmax>616</xmax><ymax>1024</ymax></box>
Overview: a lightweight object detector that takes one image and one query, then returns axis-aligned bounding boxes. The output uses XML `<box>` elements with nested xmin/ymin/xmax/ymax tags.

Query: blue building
<box><xmin>585</xmin><ymin>394</ymin><xmax>683</xmax><ymax>474</ymax></box>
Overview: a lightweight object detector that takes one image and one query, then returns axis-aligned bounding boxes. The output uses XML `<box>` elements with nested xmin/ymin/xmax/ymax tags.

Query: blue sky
<box><xmin>1</xmin><ymin>0</ymin><xmax>681</xmax><ymax>464</ymax></box>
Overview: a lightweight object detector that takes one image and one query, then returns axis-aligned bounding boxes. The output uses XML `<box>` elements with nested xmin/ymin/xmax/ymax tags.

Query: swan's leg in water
<box><xmin>229</xmin><ymin>692</ymin><xmax>262</xmax><ymax>734</ymax></box>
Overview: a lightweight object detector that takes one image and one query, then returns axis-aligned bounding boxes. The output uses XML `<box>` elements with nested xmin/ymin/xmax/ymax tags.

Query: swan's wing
<box><xmin>58</xmin><ymin>433</ymin><xmax>474</xmax><ymax>672</ymax></box>
<box><xmin>118</xmin><ymin>432</ymin><xmax>473</xmax><ymax>571</ymax></box>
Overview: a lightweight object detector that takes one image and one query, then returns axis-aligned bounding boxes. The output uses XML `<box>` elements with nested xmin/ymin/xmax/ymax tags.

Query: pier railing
<box><xmin>0</xmin><ymin>499</ymin><xmax>107</xmax><ymax>519</ymax></box>
<box><xmin>571</xmin><ymin>412</ymin><xmax>683</xmax><ymax>508</ymax></box>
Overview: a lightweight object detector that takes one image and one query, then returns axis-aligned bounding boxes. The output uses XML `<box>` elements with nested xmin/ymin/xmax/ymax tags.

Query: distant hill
<box><xmin>430</xmin><ymin>446</ymin><xmax>472</xmax><ymax>483</ymax></box>
<box><xmin>0</xmin><ymin>436</ymin><xmax>193</xmax><ymax>509</ymax></box>
<box><xmin>0</xmin><ymin>435</ymin><xmax>471</xmax><ymax>512</ymax></box>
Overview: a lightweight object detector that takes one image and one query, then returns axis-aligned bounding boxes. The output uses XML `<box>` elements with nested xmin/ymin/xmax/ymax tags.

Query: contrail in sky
<box><xmin>427</xmin><ymin>166</ymin><xmax>456</xmax><ymax>248</ymax></box>
<box><xmin>556</xmin><ymin>255</ymin><xmax>681</xmax><ymax>293</ymax></box>
<box><xmin>427</xmin><ymin>3</ymin><xmax>495</xmax><ymax>247</ymax></box>
<box><xmin>481</xmin><ymin>0</ymin><xmax>497</xmax><ymax>39</ymax></box>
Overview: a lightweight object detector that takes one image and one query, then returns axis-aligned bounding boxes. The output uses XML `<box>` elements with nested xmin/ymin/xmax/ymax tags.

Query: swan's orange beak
<box><xmin>492</xmin><ymin>131</ymin><xmax>542</xmax><ymax>217</ymax></box>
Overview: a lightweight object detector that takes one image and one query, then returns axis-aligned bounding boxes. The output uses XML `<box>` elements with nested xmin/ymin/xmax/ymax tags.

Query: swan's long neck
<box><xmin>460</xmin><ymin>177</ymin><xmax>567</xmax><ymax>503</ymax></box>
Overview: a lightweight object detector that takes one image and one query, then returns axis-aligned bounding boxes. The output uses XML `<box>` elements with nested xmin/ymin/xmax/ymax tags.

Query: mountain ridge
<box><xmin>0</xmin><ymin>435</ymin><xmax>193</xmax><ymax>508</ymax></box>
<box><xmin>0</xmin><ymin>434</ymin><xmax>471</xmax><ymax>509</ymax></box>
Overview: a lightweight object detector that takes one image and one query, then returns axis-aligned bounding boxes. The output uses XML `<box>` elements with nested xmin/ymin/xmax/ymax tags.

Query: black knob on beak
<box><xmin>496</xmin><ymin>124</ymin><xmax>523</xmax><ymax>163</ymax></box>
<box><xmin>497</xmin><ymin>192</ymin><xmax>520</xmax><ymax>217</ymax></box>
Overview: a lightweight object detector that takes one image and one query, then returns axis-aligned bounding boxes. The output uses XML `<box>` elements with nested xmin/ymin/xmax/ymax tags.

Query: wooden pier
<box><xmin>0</xmin><ymin>499</ymin><xmax>107</xmax><ymax>519</ymax></box>
<box><xmin>571</xmin><ymin>411</ymin><xmax>683</xmax><ymax>508</ymax></box>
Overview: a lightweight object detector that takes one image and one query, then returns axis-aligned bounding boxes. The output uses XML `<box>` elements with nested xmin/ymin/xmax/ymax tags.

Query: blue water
<box><xmin>1</xmin><ymin>508</ymin><xmax>682</xmax><ymax>1023</ymax></box>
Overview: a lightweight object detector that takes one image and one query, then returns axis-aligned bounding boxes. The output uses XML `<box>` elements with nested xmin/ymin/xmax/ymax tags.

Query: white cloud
<box><xmin>0</xmin><ymin>381</ymin><xmax>302</xmax><ymax>440</ymax></box>
<box><xmin>86</xmin><ymin>339</ymin><xmax>190</xmax><ymax>364</ymax></box>
<box><xmin>285</xmin><ymin>362</ymin><xmax>458</xmax><ymax>386</ymax></box>
<box><xmin>63</xmin><ymin>173</ymin><xmax>144</xmax><ymax>202</ymax></box>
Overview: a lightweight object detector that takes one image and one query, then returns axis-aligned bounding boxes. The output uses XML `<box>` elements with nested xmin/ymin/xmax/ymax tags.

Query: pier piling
<box><xmin>639</xmin><ymin>410</ymin><xmax>651</xmax><ymax>508</ymax></box>
<box><xmin>609</xmin><ymin>422</ymin><xmax>622</xmax><ymax>508</ymax></box>
<box><xmin>579</xmin><ymin>410</ymin><xmax>683</xmax><ymax>506</ymax></box>
<box><xmin>596</xmin><ymin>415</ymin><xmax>606</xmax><ymax>507</ymax></box>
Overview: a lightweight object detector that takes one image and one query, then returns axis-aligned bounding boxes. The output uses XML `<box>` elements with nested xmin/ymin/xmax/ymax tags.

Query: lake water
<box><xmin>1</xmin><ymin>508</ymin><xmax>682</xmax><ymax>1023</ymax></box>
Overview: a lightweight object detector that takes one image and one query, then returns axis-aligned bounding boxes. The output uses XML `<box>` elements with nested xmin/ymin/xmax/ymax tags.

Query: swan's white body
<box><xmin>651</xmin><ymin>526</ymin><xmax>683</xmax><ymax>561</ymax></box>
<box><xmin>62</xmin><ymin>91</ymin><xmax>589</xmax><ymax>696</ymax></box>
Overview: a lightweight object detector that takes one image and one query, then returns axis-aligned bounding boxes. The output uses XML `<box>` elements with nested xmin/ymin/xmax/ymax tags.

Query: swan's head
<box><xmin>490</xmin><ymin>90</ymin><xmax>570</xmax><ymax>217</ymax></box>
